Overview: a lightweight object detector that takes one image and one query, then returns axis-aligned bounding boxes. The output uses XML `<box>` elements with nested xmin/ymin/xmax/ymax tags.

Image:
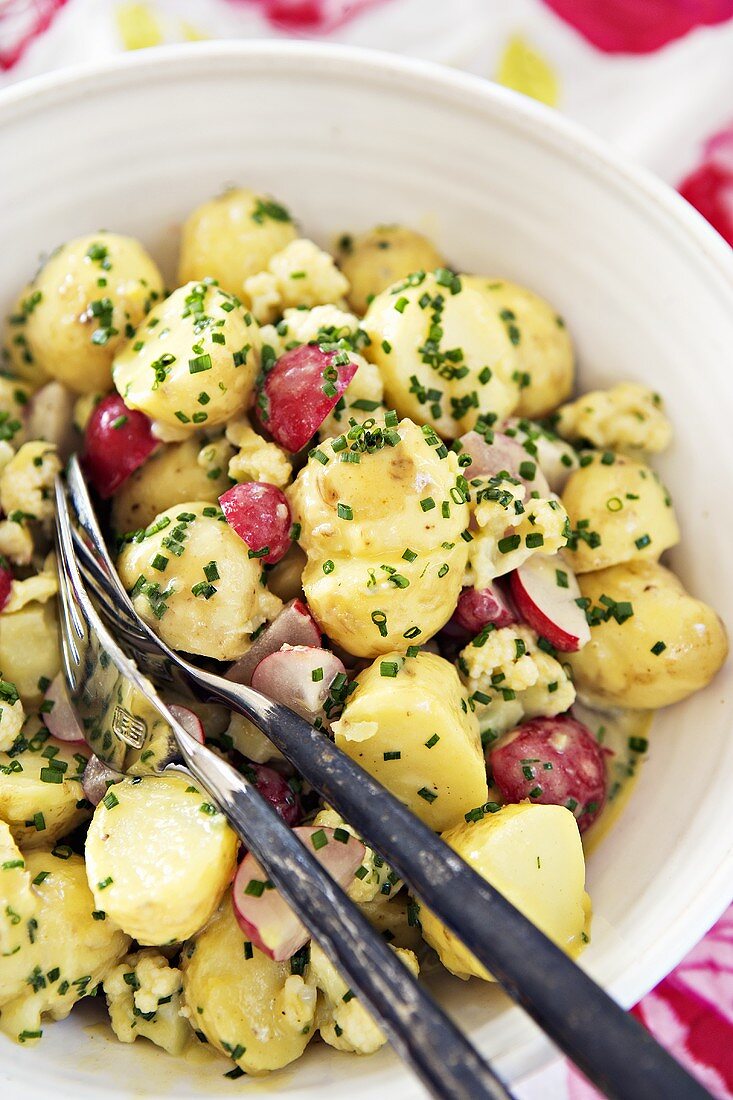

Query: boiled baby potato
<box><xmin>362</xmin><ymin>272</ymin><xmax>520</xmax><ymax>438</ymax></box>
<box><xmin>111</xmin><ymin>438</ymin><xmax>232</xmax><ymax>535</ymax></box>
<box><xmin>23</xmin><ymin>233</ymin><xmax>164</xmax><ymax>394</ymax></box>
<box><xmin>332</xmin><ymin>651</ymin><xmax>488</xmax><ymax>831</ymax></box>
<box><xmin>419</xmin><ymin>804</ymin><xmax>590</xmax><ymax>980</ymax></box>
<box><xmin>0</xmin><ymin>849</ymin><xmax>130</xmax><ymax>1045</ymax></box>
<box><xmin>2</xmin><ymin>286</ymin><xmax>50</xmax><ymax>386</ymax></box>
<box><xmin>562</xmin><ymin>453</ymin><xmax>679</xmax><ymax>573</ymax></box>
<box><xmin>462</xmin><ymin>277</ymin><xmax>574</xmax><ymax>419</ymax></box>
<box><xmin>180</xmin><ymin>894</ymin><xmax>316</xmax><ymax>1075</ymax></box>
<box><xmin>85</xmin><ymin>775</ymin><xmax>237</xmax><ymax>945</ymax></box>
<box><xmin>567</xmin><ymin>560</ymin><xmax>728</xmax><ymax>709</ymax></box>
<box><xmin>178</xmin><ymin>188</ymin><xmax>297</xmax><ymax>297</ymax></box>
<box><xmin>113</xmin><ymin>281</ymin><xmax>261</xmax><ymax>433</ymax></box>
<box><xmin>0</xmin><ymin>719</ymin><xmax>89</xmax><ymax>849</ymax></box>
<box><xmin>117</xmin><ymin>501</ymin><xmax>281</xmax><ymax>661</ymax></box>
<box><xmin>0</xmin><ymin>599</ymin><xmax>60</xmax><ymax>708</ymax></box>
<box><xmin>289</xmin><ymin>418</ymin><xmax>469</xmax><ymax>656</ymax></box>
<box><xmin>337</xmin><ymin>225</ymin><xmax>445</xmax><ymax>316</ymax></box>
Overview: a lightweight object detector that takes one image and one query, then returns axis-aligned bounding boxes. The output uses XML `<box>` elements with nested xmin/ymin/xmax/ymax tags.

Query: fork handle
<box><xmin>176</xmin><ymin>728</ymin><xmax>512</xmax><ymax>1100</ymax></box>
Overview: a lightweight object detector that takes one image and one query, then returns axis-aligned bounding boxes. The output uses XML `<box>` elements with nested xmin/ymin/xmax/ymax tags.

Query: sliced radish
<box><xmin>233</xmin><ymin>825</ymin><xmax>365</xmax><ymax>959</ymax></box>
<box><xmin>26</xmin><ymin>382</ymin><xmax>77</xmax><ymax>461</ymax></box>
<box><xmin>454</xmin><ymin>581</ymin><xmax>517</xmax><ymax>634</ymax></box>
<box><xmin>254</xmin><ymin>344</ymin><xmax>358</xmax><ymax>453</ymax></box>
<box><xmin>251</xmin><ymin>645</ymin><xmax>347</xmax><ymax>725</ymax></box>
<box><xmin>82</xmin><ymin>394</ymin><xmax>157</xmax><ymax>498</ymax></box>
<box><xmin>41</xmin><ymin>673</ymin><xmax>86</xmax><ymax>743</ymax></box>
<box><xmin>458</xmin><ymin>430</ymin><xmax>551</xmax><ymax>496</ymax></box>
<box><xmin>82</xmin><ymin>755</ymin><xmax>123</xmax><ymax>806</ymax></box>
<box><xmin>219</xmin><ymin>481</ymin><xmax>292</xmax><ymax>565</ymax></box>
<box><xmin>168</xmin><ymin>704</ymin><xmax>205</xmax><ymax>745</ymax></box>
<box><xmin>245</xmin><ymin>764</ymin><xmax>302</xmax><ymax>827</ymax></box>
<box><xmin>509</xmin><ymin>554</ymin><xmax>590</xmax><ymax>652</ymax></box>
<box><xmin>226</xmin><ymin>599</ymin><xmax>320</xmax><ymax>686</ymax></box>
<box><xmin>0</xmin><ymin>557</ymin><xmax>12</xmax><ymax>612</ymax></box>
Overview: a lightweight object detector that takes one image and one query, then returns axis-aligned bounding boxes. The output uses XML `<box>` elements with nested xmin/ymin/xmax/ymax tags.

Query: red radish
<box><xmin>251</xmin><ymin>645</ymin><xmax>347</xmax><ymax>725</ymax></box>
<box><xmin>82</xmin><ymin>394</ymin><xmax>157</xmax><ymax>498</ymax></box>
<box><xmin>219</xmin><ymin>481</ymin><xmax>291</xmax><ymax>565</ymax></box>
<box><xmin>82</xmin><ymin>755</ymin><xmax>123</xmax><ymax>806</ymax></box>
<box><xmin>454</xmin><ymin>582</ymin><xmax>517</xmax><ymax>634</ymax></box>
<box><xmin>168</xmin><ymin>704</ymin><xmax>205</xmax><ymax>744</ymax></box>
<box><xmin>247</xmin><ymin>764</ymin><xmax>302</xmax><ymax>827</ymax></box>
<box><xmin>0</xmin><ymin>557</ymin><xmax>12</xmax><ymax>612</ymax></box>
<box><xmin>509</xmin><ymin>554</ymin><xmax>590</xmax><ymax>652</ymax></box>
<box><xmin>41</xmin><ymin>673</ymin><xmax>86</xmax><ymax>743</ymax></box>
<box><xmin>458</xmin><ymin>430</ymin><xmax>551</xmax><ymax>496</ymax></box>
<box><xmin>254</xmin><ymin>344</ymin><xmax>358</xmax><ymax>452</ymax></box>
<box><xmin>489</xmin><ymin>715</ymin><xmax>606</xmax><ymax>832</ymax></box>
<box><xmin>233</xmin><ymin>825</ymin><xmax>365</xmax><ymax>959</ymax></box>
<box><xmin>226</xmin><ymin>599</ymin><xmax>320</xmax><ymax>686</ymax></box>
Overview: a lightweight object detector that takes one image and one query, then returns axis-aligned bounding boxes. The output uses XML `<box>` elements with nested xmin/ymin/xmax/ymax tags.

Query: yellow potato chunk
<box><xmin>2</xmin><ymin>286</ymin><xmax>50</xmax><ymax>386</ymax></box>
<box><xmin>0</xmin><ymin>849</ymin><xmax>130</xmax><ymax>1045</ymax></box>
<box><xmin>337</xmin><ymin>225</ymin><xmax>445</xmax><ymax>316</ymax></box>
<box><xmin>113</xmin><ymin>281</ymin><xmax>261</xmax><ymax>433</ymax></box>
<box><xmin>362</xmin><ymin>272</ymin><xmax>520</xmax><ymax>438</ymax></box>
<box><xmin>178</xmin><ymin>188</ymin><xmax>297</xmax><ymax>297</ymax></box>
<box><xmin>562</xmin><ymin>453</ymin><xmax>679</xmax><ymax>573</ymax></box>
<box><xmin>289</xmin><ymin>418</ymin><xmax>469</xmax><ymax>656</ymax></box>
<box><xmin>419</xmin><ymin>804</ymin><xmax>590</xmax><ymax>980</ymax></box>
<box><xmin>0</xmin><ymin>822</ymin><xmax>36</xmax><ymax>965</ymax></box>
<box><xmin>23</xmin><ymin>233</ymin><xmax>164</xmax><ymax>394</ymax></box>
<box><xmin>181</xmin><ymin>894</ymin><xmax>316</xmax><ymax>1075</ymax></box>
<box><xmin>463</xmin><ymin>277</ymin><xmax>574</xmax><ymax>418</ymax></box>
<box><xmin>117</xmin><ymin>501</ymin><xmax>281</xmax><ymax>661</ymax></box>
<box><xmin>0</xmin><ymin>600</ymin><xmax>60</xmax><ymax>708</ymax></box>
<box><xmin>567</xmin><ymin>561</ymin><xmax>728</xmax><ymax>709</ymax></box>
<box><xmin>85</xmin><ymin>774</ymin><xmax>238</xmax><ymax>945</ymax></box>
<box><xmin>332</xmin><ymin>651</ymin><xmax>488</xmax><ymax>831</ymax></box>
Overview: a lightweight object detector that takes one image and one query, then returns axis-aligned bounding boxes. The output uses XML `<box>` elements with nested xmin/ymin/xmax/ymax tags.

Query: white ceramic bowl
<box><xmin>1</xmin><ymin>41</ymin><xmax>732</xmax><ymax>1100</ymax></box>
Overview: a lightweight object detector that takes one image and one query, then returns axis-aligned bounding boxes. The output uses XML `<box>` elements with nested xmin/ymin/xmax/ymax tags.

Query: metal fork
<box><xmin>62</xmin><ymin>457</ymin><xmax>711</xmax><ymax>1100</ymax></box>
<box><xmin>54</xmin><ymin>474</ymin><xmax>512</xmax><ymax>1100</ymax></box>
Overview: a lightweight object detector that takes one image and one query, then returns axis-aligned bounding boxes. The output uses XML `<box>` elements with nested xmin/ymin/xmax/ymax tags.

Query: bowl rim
<box><xmin>1</xmin><ymin>37</ymin><xmax>732</xmax><ymax>1088</ymax></box>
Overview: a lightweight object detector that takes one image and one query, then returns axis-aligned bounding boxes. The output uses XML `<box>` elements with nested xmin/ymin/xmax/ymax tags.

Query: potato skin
<box><xmin>181</xmin><ymin>894</ymin><xmax>316</xmax><ymax>1075</ymax></box>
<box><xmin>178</xmin><ymin>188</ymin><xmax>297</xmax><ymax>296</ymax></box>
<box><xmin>562</xmin><ymin>453</ymin><xmax>679</xmax><ymax>573</ymax></box>
<box><xmin>338</xmin><ymin>225</ymin><xmax>444</xmax><ymax>316</ymax></box>
<box><xmin>85</xmin><ymin>774</ymin><xmax>238</xmax><ymax>945</ymax></box>
<box><xmin>419</xmin><ymin>804</ymin><xmax>590</xmax><ymax>980</ymax></box>
<box><xmin>332</xmin><ymin>651</ymin><xmax>488</xmax><ymax>831</ymax></box>
<box><xmin>23</xmin><ymin>233</ymin><xmax>164</xmax><ymax>394</ymax></box>
<box><xmin>567</xmin><ymin>560</ymin><xmax>728</xmax><ymax>709</ymax></box>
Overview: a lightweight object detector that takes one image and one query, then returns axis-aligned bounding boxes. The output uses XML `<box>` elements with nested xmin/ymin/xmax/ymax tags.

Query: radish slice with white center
<box><xmin>0</xmin><ymin>558</ymin><xmax>12</xmax><ymax>612</ymax></box>
<box><xmin>168</xmin><ymin>704</ymin><xmax>205</xmax><ymax>744</ymax></box>
<box><xmin>41</xmin><ymin>673</ymin><xmax>86</xmax><ymax>743</ymax></box>
<box><xmin>509</xmin><ymin>554</ymin><xmax>590</xmax><ymax>652</ymax></box>
<box><xmin>251</xmin><ymin>645</ymin><xmax>347</xmax><ymax>725</ymax></box>
<box><xmin>219</xmin><ymin>481</ymin><xmax>292</xmax><ymax>564</ymax></box>
<box><xmin>458</xmin><ymin>430</ymin><xmax>551</xmax><ymax>496</ymax></box>
<box><xmin>82</xmin><ymin>755</ymin><xmax>124</xmax><ymax>806</ymax></box>
<box><xmin>233</xmin><ymin>825</ymin><xmax>365</xmax><ymax>960</ymax></box>
<box><xmin>226</xmin><ymin>599</ymin><xmax>321</xmax><ymax>686</ymax></box>
<box><xmin>454</xmin><ymin>582</ymin><xmax>517</xmax><ymax>634</ymax></box>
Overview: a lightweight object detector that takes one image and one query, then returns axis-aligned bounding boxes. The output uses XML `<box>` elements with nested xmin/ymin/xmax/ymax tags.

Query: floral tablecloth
<box><xmin>1</xmin><ymin>1</ymin><xmax>732</xmax><ymax>1095</ymax></box>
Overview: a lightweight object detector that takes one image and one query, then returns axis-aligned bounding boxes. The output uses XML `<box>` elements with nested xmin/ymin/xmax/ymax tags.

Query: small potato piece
<box><xmin>112</xmin><ymin>281</ymin><xmax>261</xmax><ymax>433</ymax></box>
<box><xmin>419</xmin><ymin>804</ymin><xmax>590</xmax><ymax>980</ymax></box>
<box><xmin>567</xmin><ymin>561</ymin><xmax>728</xmax><ymax>709</ymax></box>
<box><xmin>0</xmin><ymin>599</ymin><xmax>60</xmax><ymax>707</ymax></box>
<box><xmin>178</xmin><ymin>188</ymin><xmax>297</xmax><ymax>296</ymax></box>
<box><xmin>0</xmin><ymin>822</ymin><xmax>36</xmax><ymax>963</ymax></box>
<box><xmin>104</xmin><ymin>949</ymin><xmax>191</xmax><ymax>1055</ymax></box>
<box><xmin>85</xmin><ymin>774</ymin><xmax>237</xmax><ymax>944</ymax></box>
<box><xmin>562</xmin><ymin>453</ymin><xmax>679</xmax><ymax>573</ymax></box>
<box><xmin>181</xmin><ymin>894</ymin><xmax>316</xmax><ymax>1075</ymax></box>
<box><xmin>332</xmin><ymin>652</ymin><xmax>488</xmax><ymax>831</ymax></box>
<box><xmin>0</xmin><ymin>378</ymin><xmax>30</xmax><ymax>450</ymax></box>
<box><xmin>23</xmin><ymin>233</ymin><xmax>164</xmax><ymax>394</ymax></box>
<box><xmin>0</xmin><ymin>849</ymin><xmax>130</xmax><ymax>1045</ymax></box>
<box><xmin>111</xmin><ymin>439</ymin><xmax>232</xmax><ymax>535</ymax></box>
<box><xmin>463</xmin><ymin>277</ymin><xmax>574</xmax><ymax>418</ymax></box>
<box><xmin>2</xmin><ymin>286</ymin><xmax>50</xmax><ymax>386</ymax></box>
<box><xmin>362</xmin><ymin>273</ymin><xmax>520</xmax><ymax>439</ymax></box>
<box><xmin>266</xmin><ymin>544</ymin><xmax>306</xmax><ymax>603</ymax></box>
<box><xmin>117</xmin><ymin>502</ymin><xmax>281</xmax><ymax>661</ymax></box>
<box><xmin>555</xmin><ymin>382</ymin><xmax>672</xmax><ymax>455</ymax></box>
<box><xmin>338</xmin><ymin>225</ymin><xmax>445</xmax><ymax>316</ymax></box>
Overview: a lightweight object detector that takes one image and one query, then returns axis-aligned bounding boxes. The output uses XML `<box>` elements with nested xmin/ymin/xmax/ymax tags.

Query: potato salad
<box><xmin>0</xmin><ymin>187</ymin><xmax>727</xmax><ymax>1077</ymax></box>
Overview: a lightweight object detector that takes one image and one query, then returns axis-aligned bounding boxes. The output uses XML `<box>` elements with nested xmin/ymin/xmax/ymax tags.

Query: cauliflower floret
<box><xmin>259</xmin><ymin>305</ymin><xmax>362</xmax><ymax>358</ymax></box>
<box><xmin>245</xmin><ymin>240</ymin><xmax>350</xmax><ymax>320</ymax></box>
<box><xmin>319</xmin><ymin>355</ymin><xmax>385</xmax><ymax>439</ymax></box>
<box><xmin>310</xmin><ymin>940</ymin><xmax>418</xmax><ymax>1055</ymax></box>
<box><xmin>554</xmin><ymin>382</ymin><xmax>672</xmax><ymax>455</ymax></box>
<box><xmin>0</xmin><ymin>518</ymin><xmax>34</xmax><ymax>566</ymax></box>
<box><xmin>459</xmin><ymin>625</ymin><xmax>575</xmax><ymax>738</ymax></box>
<box><xmin>0</xmin><ymin>679</ymin><xmax>24</xmax><ymax>752</ymax></box>
<box><xmin>0</xmin><ymin>441</ymin><xmax>61</xmax><ymax>536</ymax></box>
<box><xmin>0</xmin><ymin>378</ymin><xmax>29</xmax><ymax>452</ymax></box>
<box><xmin>104</xmin><ymin>949</ymin><xmax>190</xmax><ymax>1055</ymax></box>
<box><xmin>224</xmin><ymin>415</ymin><xmax>292</xmax><ymax>488</ymax></box>
<box><xmin>244</xmin><ymin>271</ymin><xmax>282</xmax><ymax>325</ymax></box>
<box><xmin>466</xmin><ymin>478</ymin><xmax>569</xmax><ymax>587</ymax></box>
<box><xmin>312</xmin><ymin>809</ymin><xmax>401</xmax><ymax>905</ymax></box>
<box><xmin>196</xmin><ymin>435</ymin><xmax>235</xmax><ymax>481</ymax></box>
<box><xmin>3</xmin><ymin>555</ymin><xmax>57</xmax><ymax>613</ymax></box>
